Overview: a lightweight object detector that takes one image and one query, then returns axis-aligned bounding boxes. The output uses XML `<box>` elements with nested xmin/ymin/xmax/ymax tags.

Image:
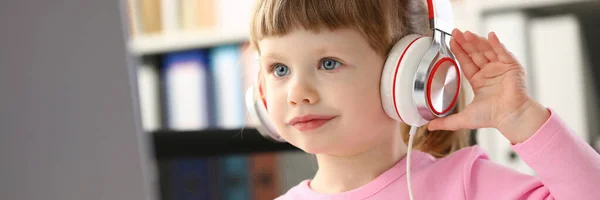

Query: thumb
<box><xmin>427</xmin><ymin>112</ymin><xmax>470</xmax><ymax>131</ymax></box>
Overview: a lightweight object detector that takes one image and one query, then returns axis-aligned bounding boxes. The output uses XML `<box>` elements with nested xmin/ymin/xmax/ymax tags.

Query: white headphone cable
<box><xmin>406</xmin><ymin>125</ymin><xmax>418</xmax><ymax>200</ymax></box>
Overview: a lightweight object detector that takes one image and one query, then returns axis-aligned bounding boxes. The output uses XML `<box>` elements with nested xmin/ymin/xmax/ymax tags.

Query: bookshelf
<box><xmin>129</xmin><ymin>29</ymin><xmax>249</xmax><ymax>55</ymax></box>
<box><xmin>127</xmin><ymin>0</ymin><xmax>316</xmax><ymax>159</ymax></box>
<box><xmin>152</xmin><ymin>128</ymin><xmax>299</xmax><ymax>160</ymax></box>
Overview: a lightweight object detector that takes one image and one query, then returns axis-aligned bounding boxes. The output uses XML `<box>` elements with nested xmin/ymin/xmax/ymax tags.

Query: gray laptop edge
<box><xmin>0</xmin><ymin>0</ymin><xmax>155</xmax><ymax>199</ymax></box>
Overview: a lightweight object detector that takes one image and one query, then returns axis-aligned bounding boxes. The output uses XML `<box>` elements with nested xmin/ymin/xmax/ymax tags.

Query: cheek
<box><xmin>335</xmin><ymin>67</ymin><xmax>388</xmax><ymax>120</ymax></box>
<box><xmin>264</xmin><ymin>80</ymin><xmax>288</xmax><ymax>126</ymax></box>
<box><xmin>340</xmin><ymin>82</ymin><xmax>382</xmax><ymax>115</ymax></box>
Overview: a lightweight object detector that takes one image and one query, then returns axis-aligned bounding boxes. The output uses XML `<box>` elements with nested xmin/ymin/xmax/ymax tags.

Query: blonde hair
<box><xmin>249</xmin><ymin>0</ymin><xmax>470</xmax><ymax>158</ymax></box>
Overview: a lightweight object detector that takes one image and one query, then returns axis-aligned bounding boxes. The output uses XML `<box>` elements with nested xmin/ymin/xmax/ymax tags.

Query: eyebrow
<box><xmin>314</xmin><ymin>47</ymin><xmax>350</xmax><ymax>64</ymax></box>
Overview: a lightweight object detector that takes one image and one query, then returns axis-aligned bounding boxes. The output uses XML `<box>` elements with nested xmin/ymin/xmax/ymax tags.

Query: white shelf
<box><xmin>128</xmin><ymin>29</ymin><xmax>249</xmax><ymax>55</ymax></box>
<box><xmin>479</xmin><ymin>0</ymin><xmax>594</xmax><ymax>13</ymax></box>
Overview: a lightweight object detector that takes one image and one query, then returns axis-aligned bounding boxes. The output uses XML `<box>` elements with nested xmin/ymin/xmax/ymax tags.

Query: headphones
<box><xmin>245</xmin><ymin>0</ymin><xmax>461</xmax><ymax>142</ymax></box>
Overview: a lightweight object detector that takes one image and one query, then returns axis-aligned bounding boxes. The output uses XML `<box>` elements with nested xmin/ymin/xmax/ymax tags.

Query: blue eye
<box><xmin>321</xmin><ymin>58</ymin><xmax>341</xmax><ymax>70</ymax></box>
<box><xmin>273</xmin><ymin>64</ymin><xmax>290</xmax><ymax>77</ymax></box>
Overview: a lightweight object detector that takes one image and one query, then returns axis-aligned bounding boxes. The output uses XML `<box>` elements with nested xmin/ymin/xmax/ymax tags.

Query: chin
<box><xmin>299</xmin><ymin>142</ymin><xmax>366</xmax><ymax>156</ymax></box>
<box><xmin>281</xmin><ymin>131</ymin><xmax>336</xmax><ymax>155</ymax></box>
<box><xmin>286</xmin><ymin>136</ymin><xmax>331</xmax><ymax>155</ymax></box>
<box><xmin>296</xmin><ymin>137</ymin><xmax>366</xmax><ymax>156</ymax></box>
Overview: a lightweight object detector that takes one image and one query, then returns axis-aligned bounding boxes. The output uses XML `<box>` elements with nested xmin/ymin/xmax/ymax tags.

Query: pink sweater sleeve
<box><xmin>465</xmin><ymin>108</ymin><xmax>600</xmax><ymax>199</ymax></box>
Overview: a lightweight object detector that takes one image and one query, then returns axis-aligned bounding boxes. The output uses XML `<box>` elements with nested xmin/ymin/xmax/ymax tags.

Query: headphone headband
<box><xmin>427</xmin><ymin>0</ymin><xmax>454</xmax><ymax>34</ymax></box>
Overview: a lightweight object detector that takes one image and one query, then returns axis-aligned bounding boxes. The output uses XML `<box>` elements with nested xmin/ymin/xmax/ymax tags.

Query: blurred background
<box><xmin>1</xmin><ymin>0</ymin><xmax>599</xmax><ymax>200</ymax></box>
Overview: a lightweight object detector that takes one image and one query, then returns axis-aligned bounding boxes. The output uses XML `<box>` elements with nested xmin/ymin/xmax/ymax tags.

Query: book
<box><xmin>138</xmin><ymin>0</ymin><xmax>162</xmax><ymax>34</ymax></box>
<box><xmin>163</xmin><ymin>50</ymin><xmax>212</xmax><ymax>130</ymax></box>
<box><xmin>249</xmin><ymin>152</ymin><xmax>280</xmax><ymax>200</ymax></box>
<box><xmin>219</xmin><ymin>155</ymin><xmax>250</xmax><ymax>200</ymax></box>
<box><xmin>137</xmin><ymin>58</ymin><xmax>161</xmax><ymax>132</ymax></box>
<box><xmin>209</xmin><ymin>45</ymin><xmax>245</xmax><ymax>129</ymax></box>
<box><xmin>180</xmin><ymin>0</ymin><xmax>216</xmax><ymax>31</ymax></box>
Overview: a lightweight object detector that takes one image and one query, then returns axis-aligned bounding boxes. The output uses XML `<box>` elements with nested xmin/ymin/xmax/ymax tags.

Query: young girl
<box><xmin>247</xmin><ymin>0</ymin><xmax>600</xmax><ymax>199</ymax></box>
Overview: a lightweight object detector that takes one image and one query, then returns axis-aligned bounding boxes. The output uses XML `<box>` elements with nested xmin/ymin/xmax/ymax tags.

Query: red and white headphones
<box><xmin>245</xmin><ymin>0</ymin><xmax>461</xmax><ymax>142</ymax></box>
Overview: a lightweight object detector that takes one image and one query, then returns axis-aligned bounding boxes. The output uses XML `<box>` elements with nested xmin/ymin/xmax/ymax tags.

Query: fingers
<box><xmin>450</xmin><ymin>38</ymin><xmax>478</xmax><ymax>80</ymax></box>
<box><xmin>474</xmin><ymin>35</ymin><xmax>498</xmax><ymax>62</ymax></box>
<box><xmin>488</xmin><ymin>32</ymin><xmax>518</xmax><ymax>64</ymax></box>
<box><xmin>427</xmin><ymin>112</ymin><xmax>470</xmax><ymax>131</ymax></box>
<box><xmin>453</xmin><ymin>30</ymin><xmax>489</xmax><ymax>67</ymax></box>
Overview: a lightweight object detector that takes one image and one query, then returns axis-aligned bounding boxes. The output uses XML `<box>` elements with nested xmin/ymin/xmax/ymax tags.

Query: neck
<box><xmin>309</xmin><ymin>128</ymin><xmax>407</xmax><ymax>193</ymax></box>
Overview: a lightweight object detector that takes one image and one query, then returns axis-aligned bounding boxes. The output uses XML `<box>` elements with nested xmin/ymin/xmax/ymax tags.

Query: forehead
<box><xmin>257</xmin><ymin>28</ymin><xmax>376</xmax><ymax>59</ymax></box>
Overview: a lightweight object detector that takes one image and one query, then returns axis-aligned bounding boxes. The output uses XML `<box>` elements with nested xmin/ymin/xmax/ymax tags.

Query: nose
<box><xmin>288</xmin><ymin>76</ymin><xmax>319</xmax><ymax>106</ymax></box>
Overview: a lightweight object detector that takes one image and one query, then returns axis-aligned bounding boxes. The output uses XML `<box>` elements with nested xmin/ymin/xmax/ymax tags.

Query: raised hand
<box><xmin>427</xmin><ymin>29</ymin><xmax>550</xmax><ymax>144</ymax></box>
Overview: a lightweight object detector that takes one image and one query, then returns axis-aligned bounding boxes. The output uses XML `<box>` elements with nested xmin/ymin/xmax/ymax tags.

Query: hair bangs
<box><xmin>250</xmin><ymin>0</ymin><xmax>387</xmax><ymax>54</ymax></box>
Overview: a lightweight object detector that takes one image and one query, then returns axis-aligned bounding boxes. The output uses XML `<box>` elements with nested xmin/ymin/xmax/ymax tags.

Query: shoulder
<box><xmin>436</xmin><ymin>145</ymin><xmax>539</xmax><ymax>184</ymax></box>
<box><xmin>443</xmin><ymin>145</ymin><xmax>490</xmax><ymax>161</ymax></box>
<box><xmin>432</xmin><ymin>145</ymin><xmax>491</xmax><ymax>170</ymax></box>
<box><xmin>422</xmin><ymin>145</ymin><xmax>510</xmax><ymax>181</ymax></box>
<box><xmin>438</xmin><ymin>145</ymin><xmax>521</xmax><ymax>175</ymax></box>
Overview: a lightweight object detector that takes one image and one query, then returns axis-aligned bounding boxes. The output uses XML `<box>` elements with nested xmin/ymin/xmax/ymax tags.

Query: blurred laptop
<box><xmin>0</xmin><ymin>0</ymin><xmax>154</xmax><ymax>199</ymax></box>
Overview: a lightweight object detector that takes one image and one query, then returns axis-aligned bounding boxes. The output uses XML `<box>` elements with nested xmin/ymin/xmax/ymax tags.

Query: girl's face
<box><xmin>258</xmin><ymin>28</ymin><xmax>400</xmax><ymax>155</ymax></box>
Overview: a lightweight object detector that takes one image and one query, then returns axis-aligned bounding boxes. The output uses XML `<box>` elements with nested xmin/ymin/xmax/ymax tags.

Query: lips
<box><xmin>288</xmin><ymin>114</ymin><xmax>336</xmax><ymax>132</ymax></box>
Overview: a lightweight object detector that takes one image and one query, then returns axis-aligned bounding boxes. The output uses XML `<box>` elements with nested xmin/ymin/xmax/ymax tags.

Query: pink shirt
<box><xmin>276</xmin><ymin>108</ymin><xmax>600</xmax><ymax>199</ymax></box>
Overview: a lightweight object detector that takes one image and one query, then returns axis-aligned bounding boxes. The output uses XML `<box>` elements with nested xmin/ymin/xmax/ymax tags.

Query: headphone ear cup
<box><xmin>380</xmin><ymin>34</ymin><xmax>433</xmax><ymax>127</ymax></box>
<box><xmin>245</xmin><ymin>86</ymin><xmax>286</xmax><ymax>142</ymax></box>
